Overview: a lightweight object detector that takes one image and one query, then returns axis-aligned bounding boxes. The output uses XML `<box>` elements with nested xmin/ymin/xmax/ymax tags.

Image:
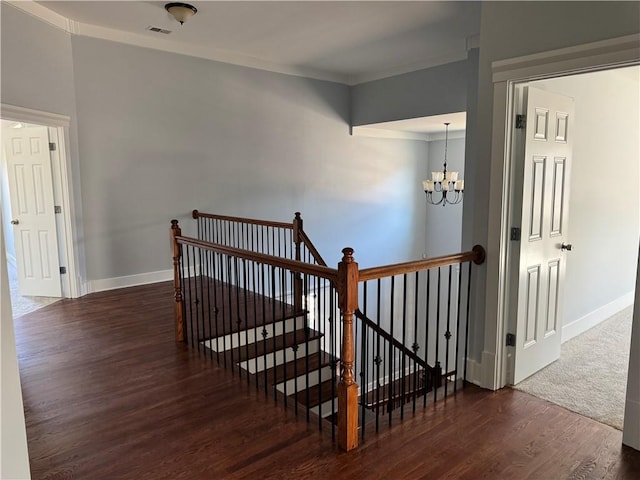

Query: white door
<box><xmin>513</xmin><ymin>87</ymin><xmax>574</xmax><ymax>384</ymax></box>
<box><xmin>3</xmin><ymin>126</ymin><xmax>62</xmax><ymax>297</ymax></box>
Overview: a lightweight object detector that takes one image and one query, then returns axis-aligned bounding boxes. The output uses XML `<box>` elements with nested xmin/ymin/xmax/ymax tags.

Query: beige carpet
<box><xmin>7</xmin><ymin>262</ymin><xmax>61</xmax><ymax>318</ymax></box>
<box><xmin>515</xmin><ymin>306</ymin><xmax>633</xmax><ymax>430</ymax></box>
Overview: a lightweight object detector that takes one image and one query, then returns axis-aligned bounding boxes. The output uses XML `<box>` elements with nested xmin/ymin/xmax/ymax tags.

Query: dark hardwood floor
<box><xmin>14</xmin><ymin>282</ymin><xmax>640</xmax><ymax>479</ymax></box>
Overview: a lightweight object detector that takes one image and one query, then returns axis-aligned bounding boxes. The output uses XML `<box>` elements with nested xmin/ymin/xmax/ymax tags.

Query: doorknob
<box><xmin>561</xmin><ymin>243</ymin><xmax>572</xmax><ymax>251</ymax></box>
<box><xmin>10</xmin><ymin>219</ymin><xmax>19</xmax><ymax>225</ymax></box>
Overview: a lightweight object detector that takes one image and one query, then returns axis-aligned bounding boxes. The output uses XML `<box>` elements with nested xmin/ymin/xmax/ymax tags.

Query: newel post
<box><xmin>337</xmin><ymin>247</ymin><xmax>359</xmax><ymax>451</ymax></box>
<box><xmin>292</xmin><ymin>212</ymin><xmax>303</xmax><ymax>311</ymax></box>
<box><xmin>171</xmin><ymin>219</ymin><xmax>185</xmax><ymax>343</ymax></box>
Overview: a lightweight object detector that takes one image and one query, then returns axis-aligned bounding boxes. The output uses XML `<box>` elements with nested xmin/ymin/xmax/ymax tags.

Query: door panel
<box><xmin>3</xmin><ymin>126</ymin><xmax>62</xmax><ymax>297</ymax></box>
<box><xmin>514</xmin><ymin>87</ymin><xmax>574</xmax><ymax>384</ymax></box>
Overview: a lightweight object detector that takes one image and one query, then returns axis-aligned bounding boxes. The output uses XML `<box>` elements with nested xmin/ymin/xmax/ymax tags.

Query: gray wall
<box><xmin>70</xmin><ymin>35</ymin><xmax>428</xmax><ymax>279</ymax></box>
<box><xmin>351</xmin><ymin>59</ymin><xmax>470</xmax><ymax>126</ymax></box>
<box><xmin>533</xmin><ymin>68</ymin><xmax>639</xmax><ymax>327</ymax></box>
<box><xmin>466</xmin><ymin>0</ymin><xmax>640</xmax><ymax>360</ymax></box>
<box><xmin>0</xmin><ymin>3</ymin><xmax>86</xmax><ymax>284</ymax></box>
<box><xmin>424</xmin><ymin>137</ymin><xmax>465</xmax><ymax>258</ymax></box>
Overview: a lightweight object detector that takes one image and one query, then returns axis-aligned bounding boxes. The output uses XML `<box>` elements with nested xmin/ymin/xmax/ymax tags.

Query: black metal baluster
<box><xmin>401</xmin><ymin>274</ymin><xmax>407</xmax><ymax>419</ymax></box>
<box><xmin>444</xmin><ymin>265</ymin><xmax>453</xmax><ymax>398</ymax></box>
<box><xmin>243</xmin><ymin>258</ymin><xmax>250</xmax><ymax>384</ymax></box>
<box><xmin>329</xmin><ymin>286</ymin><xmax>336</xmax><ymax>440</ymax></box>
<box><xmin>303</xmin><ymin>272</ymin><xmax>311</xmax><ymax>422</ymax></box>
<box><xmin>434</xmin><ymin>268</ymin><xmax>441</xmax><ymax>403</ymax></box>
<box><xmin>413</xmin><ymin>271</ymin><xmax>420</xmax><ymax>413</ymax></box>
<box><xmin>216</xmin><ymin>252</ymin><xmax>226</xmax><ymax>367</ymax></box>
<box><xmin>454</xmin><ymin>262</ymin><xmax>463</xmax><ymax>393</ymax></box>
<box><xmin>205</xmin><ymin>248</ymin><xmax>214</xmax><ymax>360</ymax></box>
<box><xmin>375</xmin><ymin>278</ymin><xmax>382</xmax><ymax>433</ymax></box>
<box><xmin>388</xmin><ymin>276</ymin><xmax>395</xmax><ymax>427</ymax></box>
<box><xmin>464</xmin><ymin>262</ymin><xmax>473</xmax><ymax>384</ymax></box>
<box><xmin>251</xmin><ymin>260</ymin><xmax>259</xmax><ymax>388</ymax></box>
<box><xmin>271</xmin><ymin>265</ymin><xmax>278</xmax><ymax>402</ymax></box>
<box><xmin>360</xmin><ymin>281</ymin><xmax>368</xmax><ymax>441</ymax></box>
<box><xmin>224</xmin><ymin>254</ymin><xmax>234</xmax><ymax>373</ymax></box>
<box><xmin>282</xmin><ymin>267</ymin><xmax>289</xmax><ymax>409</ymax></box>
<box><xmin>261</xmin><ymin>263</ymin><xmax>269</xmax><ymax>394</ymax></box>
<box><xmin>186</xmin><ymin>246</ymin><xmax>195</xmax><ymax>348</ymax></box>
<box><xmin>234</xmin><ymin>257</ymin><xmax>243</xmax><ymax>380</ymax></box>
<box><xmin>424</xmin><ymin>269</ymin><xmax>430</xmax><ymax>408</ymax></box>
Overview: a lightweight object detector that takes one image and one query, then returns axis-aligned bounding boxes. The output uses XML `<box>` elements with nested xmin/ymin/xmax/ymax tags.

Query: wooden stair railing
<box><xmin>171</xmin><ymin>212</ymin><xmax>485</xmax><ymax>452</ymax></box>
<box><xmin>171</xmin><ymin>216</ymin><xmax>359</xmax><ymax>451</ymax></box>
<box><xmin>354</xmin><ymin>245</ymin><xmax>486</xmax><ymax>440</ymax></box>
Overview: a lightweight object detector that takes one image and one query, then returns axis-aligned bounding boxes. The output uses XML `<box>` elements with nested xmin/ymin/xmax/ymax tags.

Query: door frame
<box><xmin>482</xmin><ymin>33</ymin><xmax>640</xmax><ymax>391</ymax></box>
<box><xmin>1</xmin><ymin>103</ymin><xmax>82</xmax><ymax>298</ymax></box>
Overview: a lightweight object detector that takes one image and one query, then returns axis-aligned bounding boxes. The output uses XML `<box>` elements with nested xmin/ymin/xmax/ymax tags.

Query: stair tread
<box><xmin>184</xmin><ymin>277</ymin><xmax>304</xmax><ymax>338</ymax></box>
<box><xmin>261</xmin><ymin>352</ymin><xmax>335</xmax><ymax>386</ymax></box>
<box><xmin>224</xmin><ymin>328</ymin><xmax>323</xmax><ymax>363</ymax></box>
<box><xmin>362</xmin><ymin>369</ymin><xmax>432</xmax><ymax>408</ymax></box>
<box><xmin>291</xmin><ymin>379</ymin><xmax>337</xmax><ymax>408</ymax></box>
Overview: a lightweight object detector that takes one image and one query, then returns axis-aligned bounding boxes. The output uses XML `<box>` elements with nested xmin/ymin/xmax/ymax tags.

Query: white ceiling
<box><xmin>28</xmin><ymin>1</ymin><xmax>481</xmax><ymax>85</ymax></box>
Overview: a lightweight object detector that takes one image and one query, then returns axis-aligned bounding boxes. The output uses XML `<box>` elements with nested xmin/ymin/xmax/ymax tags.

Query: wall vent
<box><xmin>146</xmin><ymin>26</ymin><xmax>172</xmax><ymax>34</ymax></box>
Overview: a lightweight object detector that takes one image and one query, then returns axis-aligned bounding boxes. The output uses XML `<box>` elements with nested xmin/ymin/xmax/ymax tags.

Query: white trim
<box><xmin>485</xmin><ymin>35</ymin><xmax>640</xmax><ymax>391</ymax></box>
<box><xmin>351</xmin><ymin>127</ymin><xmax>428</xmax><ymax>142</ymax></box>
<box><xmin>464</xmin><ymin>358</ymin><xmax>482</xmax><ymax>386</ymax></box>
<box><xmin>562</xmin><ymin>292</ymin><xmax>635</xmax><ymax>343</ymax></box>
<box><xmin>1</xmin><ymin>105</ymin><xmax>83</xmax><ymax>299</ymax></box>
<box><xmin>1</xmin><ymin>104</ymin><xmax>70</xmax><ymax>127</ymax></box>
<box><xmin>87</xmin><ymin>268</ymin><xmax>173</xmax><ymax>294</ymax></box>
<box><xmin>622</xmin><ymin>398</ymin><xmax>640</xmax><ymax>450</ymax></box>
<box><xmin>492</xmin><ymin>34</ymin><xmax>640</xmax><ymax>82</ymax></box>
<box><xmin>6</xmin><ymin>253</ymin><xmax>16</xmax><ymax>268</ymax></box>
<box><xmin>351</xmin><ymin>127</ymin><xmax>465</xmax><ymax>142</ymax></box>
<box><xmin>5</xmin><ymin>0</ymin><xmax>76</xmax><ymax>33</ymax></box>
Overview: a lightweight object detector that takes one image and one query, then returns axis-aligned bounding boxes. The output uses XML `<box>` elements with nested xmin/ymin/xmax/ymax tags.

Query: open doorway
<box><xmin>352</xmin><ymin>111</ymin><xmax>467</xmax><ymax>258</ymax></box>
<box><xmin>1</xmin><ymin>105</ymin><xmax>81</xmax><ymax>316</ymax></box>
<box><xmin>508</xmin><ymin>66</ymin><xmax>639</xmax><ymax>429</ymax></box>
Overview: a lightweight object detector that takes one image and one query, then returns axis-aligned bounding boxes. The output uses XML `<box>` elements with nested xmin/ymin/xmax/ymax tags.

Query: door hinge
<box><xmin>506</xmin><ymin>333</ymin><xmax>516</xmax><ymax>347</ymax></box>
<box><xmin>515</xmin><ymin>114</ymin><xmax>526</xmax><ymax>129</ymax></box>
<box><xmin>49</xmin><ymin>142</ymin><xmax>57</xmax><ymax>151</ymax></box>
<box><xmin>59</xmin><ymin>266</ymin><xmax>67</xmax><ymax>274</ymax></box>
<box><xmin>54</xmin><ymin>205</ymin><xmax>62</xmax><ymax>214</ymax></box>
<box><xmin>510</xmin><ymin>227</ymin><xmax>521</xmax><ymax>241</ymax></box>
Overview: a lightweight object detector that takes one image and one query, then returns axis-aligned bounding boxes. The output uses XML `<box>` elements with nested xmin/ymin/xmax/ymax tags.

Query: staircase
<box><xmin>185</xmin><ymin>279</ymin><xmax>340</xmax><ymax>424</ymax></box>
<box><xmin>170</xmin><ymin>211</ymin><xmax>486</xmax><ymax>451</ymax></box>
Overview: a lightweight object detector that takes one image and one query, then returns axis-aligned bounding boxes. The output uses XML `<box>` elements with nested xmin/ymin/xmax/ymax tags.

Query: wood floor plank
<box><xmin>14</xmin><ymin>281</ymin><xmax>640</xmax><ymax>479</ymax></box>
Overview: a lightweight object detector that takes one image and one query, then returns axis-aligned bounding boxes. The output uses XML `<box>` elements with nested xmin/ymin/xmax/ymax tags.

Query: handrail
<box><xmin>354</xmin><ymin>309</ymin><xmax>427</xmax><ymax>370</ymax></box>
<box><xmin>192</xmin><ymin>209</ymin><xmax>293</xmax><ymax>229</ymax></box>
<box><xmin>359</xmin><ymin>245</ymin><xmax>486</xmax><ymax>282</ymax></box>
<box><xmin>298</xmin><ymin>230</ymin><xmax>328</xmax><ymax>267</ymax></box>
<box><xmin>175</xmin><ymin>234</ymin><xmax>338</xmax><ymax>282</ymax></box>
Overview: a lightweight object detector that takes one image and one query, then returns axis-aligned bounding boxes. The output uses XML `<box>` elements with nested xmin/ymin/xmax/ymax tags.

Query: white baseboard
<box><xmin>465</xmin><ymin>358</ymin><xmax>482</xmax><ymax>387</ymax></box>
<box><xmin>562</xmin><ymin>292</ymin><xmax>635</xmax><ymax>343</ymax></box>
<box><xmin>87</xmin><ymin>269</ymin><xmax>173</xmax><ymax>294</ymax></box>
<box><xmin>623</xmin><ymin>398</ymin><xmax>640</xmax><ymax>451</ymax></box>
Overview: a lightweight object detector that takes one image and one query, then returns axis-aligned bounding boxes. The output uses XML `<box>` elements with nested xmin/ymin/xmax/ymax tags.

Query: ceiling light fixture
<box><xmin>422</xmin><ymin>123</ymin><xmax>464</xmax><ymax>206</ymax></box>
<box><xmin>165</xmin><ymin>3</ymin><xmax>197</xmax><ymax>25</ymax></box>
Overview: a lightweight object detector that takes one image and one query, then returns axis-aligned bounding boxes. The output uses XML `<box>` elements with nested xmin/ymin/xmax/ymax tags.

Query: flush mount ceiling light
<box><xmin>165</xmin><ymin>3</ymin><xmax>197</xmax><ymax>25</ymax></box>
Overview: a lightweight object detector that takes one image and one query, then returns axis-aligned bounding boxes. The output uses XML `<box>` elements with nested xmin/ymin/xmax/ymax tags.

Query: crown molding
<box><xmin>351</xmin><ymin>127</ymin><xmax>465</xmax><ymax>142</ymax></box>
<box><xmin>7</xmin><ymin>0</ymin><xmax>472</xmax><ymax>87</ymax></box>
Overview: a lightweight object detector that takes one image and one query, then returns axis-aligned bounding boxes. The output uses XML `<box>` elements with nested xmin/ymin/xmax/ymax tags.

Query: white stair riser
<box><xmin>202</xmin><ymin>315</ymin><xmax>305</xmax><ymax>352</ymax></box>
<box><xmin>239</xmin><ymin>339</ymin><xmax>320</xmax><ymax>374</ymax></box>
<box><xmin>275</xmin><ymin>366</ymin><xmax>334</xmax><ymax>394</ymax></box>
<box><xmin>309</xmin><ymin>397</ymin><xmax>339</xmax><ymax>419</ymax></box>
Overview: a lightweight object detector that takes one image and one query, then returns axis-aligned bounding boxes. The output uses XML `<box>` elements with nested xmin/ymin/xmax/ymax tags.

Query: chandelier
<box><xmin>422</xmin><ymin>122</ymin><xmax>464</xmax><ymax>206</ymax></box>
